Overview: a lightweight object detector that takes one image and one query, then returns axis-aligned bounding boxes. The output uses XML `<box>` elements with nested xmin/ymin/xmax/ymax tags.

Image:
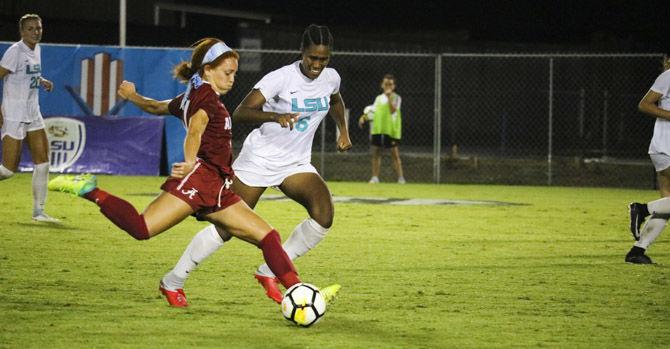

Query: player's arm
<box><xmin>388</xmin><ymin>93</ymin><xmax>399</xmax><ymax>114</ymax></box>
<box><xmin>329</xmin><ymin>92</ymin><xmax>352</xmax><ymax>152</ymax></box>
<box><xmin>117</xmin><ymin>80</ymin><xmax>170</xmax><ymax>115</ymax></box>
<box><xmin>0</xmin><ymin>66</ymin><xmax>8</xmax><ymax>127</ymax></box>
<box><xmin>638</xmin><ymin>90</ymin><xmax>670</xmax><ymax>121</ymax></box>
<box><xmin>358</xmin><ymin>113</ymin><xmax>368</xmax><ymax>128</ymax></box>
<box><xmin>172</xmin><ymin>109</ymin><xmax>208</xmax><ymax>178</ymax></box>
<box><xmin>233</xmin><ymin>89</ymin><xmax>299</xmax><ymax>129</ymax></box>
<box><xmin>38</xmin><ymin>77</ymin><xmax>53</xmax><ymax>92</ymax></box>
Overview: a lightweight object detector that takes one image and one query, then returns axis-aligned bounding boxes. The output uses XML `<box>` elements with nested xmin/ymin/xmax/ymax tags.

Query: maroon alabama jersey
<box><xmin>168</xmin><ymin>82</ymin><xmax>233</xmax><ymax>177</ymax></box>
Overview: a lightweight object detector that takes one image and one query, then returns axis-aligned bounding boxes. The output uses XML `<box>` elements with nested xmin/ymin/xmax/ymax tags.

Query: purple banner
<box><xmin>14</xmin><ymin>116</ymin><xmax>164</xmax><ymax>175</ymax></box>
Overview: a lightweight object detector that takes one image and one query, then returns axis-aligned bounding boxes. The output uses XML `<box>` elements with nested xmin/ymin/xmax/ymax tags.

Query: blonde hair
<box><xmin>19</xmin><ymin>13</ymin><xmax>41</xmax><ymax>31</ymax></box>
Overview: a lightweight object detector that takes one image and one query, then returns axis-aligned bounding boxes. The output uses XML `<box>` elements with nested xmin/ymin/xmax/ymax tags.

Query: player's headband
<box><xmin>181</xmin><ymin>42</ymin><xmax>232</xmax><ymax>111</ymax></box>
<box><xmin>201</xmin><ymin>42</ymin><xmax>232</xmax><ymax>66</ymax></box>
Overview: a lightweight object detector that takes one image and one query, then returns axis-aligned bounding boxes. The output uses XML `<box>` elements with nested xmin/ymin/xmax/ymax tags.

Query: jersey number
<box><xmin>295</xmin><ymin>116</ymin><xmax>310</xmax><ymax>132</ymax></box>
<box><xmin>30</xmin><ymin>77</ymin><xmax>40</xmax><ymax>89</ymax></box>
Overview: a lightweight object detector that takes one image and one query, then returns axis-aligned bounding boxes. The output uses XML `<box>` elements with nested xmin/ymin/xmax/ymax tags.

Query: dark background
<box><xmin>0</xmin><ymin>0</ymin><xmax>666</xmax><ymax>52</ymax></box>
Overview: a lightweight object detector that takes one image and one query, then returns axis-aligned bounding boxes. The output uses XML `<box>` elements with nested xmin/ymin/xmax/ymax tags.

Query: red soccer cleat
<box><xmin>254</xmin><ymin>273</ymin><xmax>283</xmax><ymax>304</ymax></box>
<box><xmin>159</xmin><ymin>281</ymin><xmax>189</xmax><ymax>307</ymax></box>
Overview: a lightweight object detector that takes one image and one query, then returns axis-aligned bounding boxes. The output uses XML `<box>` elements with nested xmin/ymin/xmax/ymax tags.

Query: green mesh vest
<box><xmin>371</xmin><ymin>93</ymin><xmax>402</xmax><ymax>139</ymax></box>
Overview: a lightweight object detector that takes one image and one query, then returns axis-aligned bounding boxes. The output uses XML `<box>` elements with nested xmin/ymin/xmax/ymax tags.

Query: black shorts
<box><xmin>371</xmin><ymin>134</ymin><xmax>400</xmax><ymax>148</ymax></box>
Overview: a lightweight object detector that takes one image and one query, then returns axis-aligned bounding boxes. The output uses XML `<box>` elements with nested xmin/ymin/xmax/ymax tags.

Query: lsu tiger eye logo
<box><xmin>46</xmin><ymin>117</ymin><xmax>86</xmax><ymax>171</ymax></box>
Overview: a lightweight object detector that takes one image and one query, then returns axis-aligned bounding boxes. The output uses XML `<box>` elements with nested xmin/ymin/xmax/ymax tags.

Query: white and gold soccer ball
<box><xmin>363</xmin><ymin>105</ymin><xmax>375</xmax><ymax>121</ymax></box>
<box><xmin>281</xmin><ymin>283</ymin><xmax>326</xmax><ymax>327</ymax></box>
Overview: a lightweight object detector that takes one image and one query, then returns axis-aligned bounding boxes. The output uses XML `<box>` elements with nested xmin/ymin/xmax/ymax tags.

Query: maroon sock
<box><xmin>83</xmin><ymin>188</ymin><xmax>109</xmax><ymax>204</ymax></box>
<box><xmin>259</xmin><ymin>230</ymin><xmax>300</xmax><ymax>288</ymax></box>
<box><xmin>87</xmin><ymin>189</ymin><xmax>150</xmax><ymax>240</ymax></box>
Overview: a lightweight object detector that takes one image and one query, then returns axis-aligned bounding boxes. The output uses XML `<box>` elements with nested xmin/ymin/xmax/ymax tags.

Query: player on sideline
<box><xmin>48</xmin><ymin>38</ymin><xmax>302</xmax><ymax>306</ymax></box>
<box><xmin>160</xmin><ymin>24</ymin><xmax>351</xmax><ymax>305</ymax></box>
<box><xmin>627</xmin><ymin>58</ymin><xmax>670</xmax><ymax>264</ymax></box>
<box><xmin>358</xmin><ymin>74</ymin><xmax>406</xmax><ymax>184</ymax></box>
<box><xmin>0</xmin><ymin>14</ymin><xmax>58</xmax><ymax>222</ymax></box>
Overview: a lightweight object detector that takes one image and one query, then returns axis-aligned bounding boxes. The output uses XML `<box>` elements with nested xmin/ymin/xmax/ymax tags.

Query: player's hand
<box><xmin>358</xmin><ymin>115</ymin><xmax>367</xmax><ymax>129</ymax></box>
<box><xmin>336</xmin><ymin>133</ymin><xmax>352</xmax><ymax>152</ymax></box>
<box><xmin>39</xmin><ymin>78</ymin><xmax>53</xmax><ymax>92</ymax></box>
<box><xmin>171</xmin><ymin>161</ymin><xmax>195</xmax><ymax>179</ymax></box>
<box><xmin>274</xmin><ymin>113</ymin><xmax>300</xmax><ymax>130</ymax></box>
<box><xmin>117</xmin><ymin>80</ymin><xmax>137</xmax><ymax>100</ymax></box>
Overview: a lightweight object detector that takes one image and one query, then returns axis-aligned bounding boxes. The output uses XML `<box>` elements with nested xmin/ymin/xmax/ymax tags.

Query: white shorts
<box><xmin>233</xmin><ymin>162</ymin><xmax>319</xmax><ymax>187</ymax></box>
<box><xmin>650</xmin><ymin>153</ymin><xmax>670</xmax><ymax>172</ymax></box>
<box><xmin>1</xmin><ymin>118</ymin><xmax>45</xmax><ymax>140</ymax></box>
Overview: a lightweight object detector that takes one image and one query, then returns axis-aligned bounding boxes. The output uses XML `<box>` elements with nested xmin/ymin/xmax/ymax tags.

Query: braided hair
<box><xmin>300</xmin><ymin>24</ymin><xmax>334</xmax><ymax>52</ymax></box>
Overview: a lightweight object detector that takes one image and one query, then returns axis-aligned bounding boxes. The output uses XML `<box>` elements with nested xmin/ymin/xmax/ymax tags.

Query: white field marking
<box><xmin>261</xmin><ymin>194</ymin><xmax>524</xmax><ymax>206</ymax></box>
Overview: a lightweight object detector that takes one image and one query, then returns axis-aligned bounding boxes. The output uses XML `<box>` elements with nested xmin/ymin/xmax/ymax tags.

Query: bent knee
<box><xmin>215</xmin><ymin>225</ymin><xmax>233</xmax><ymax>242</ymax></box>
<box><xmin>310</xmin><ymin>212</ymin><xmax>333</xmax><ymax>229</ymax></box>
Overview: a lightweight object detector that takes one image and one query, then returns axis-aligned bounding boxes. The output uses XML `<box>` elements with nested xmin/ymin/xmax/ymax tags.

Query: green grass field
<box><xmin>1</xmin><ymin>174</ymin><xmax>668</xmax><ymax>348</ymax></box>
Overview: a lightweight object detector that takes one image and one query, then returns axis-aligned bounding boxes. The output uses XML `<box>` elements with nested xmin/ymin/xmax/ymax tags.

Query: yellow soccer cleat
<box><xmin>320</xmin><ymin>284</ymin><xmax>341</xmax><ymax>303</ymax></box>
<box><xmin>48</xmin><ymin>174</ymin><xmax>97</xmax><ymax>197</ymax></box>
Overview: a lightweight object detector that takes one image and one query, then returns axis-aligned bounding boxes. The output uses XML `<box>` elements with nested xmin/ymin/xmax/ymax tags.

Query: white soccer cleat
<box><xmin>32</xmin><ymin>212</ymin><xmax>61</xmax><ymax>223</ymax></box>
<box><xmin>368</xmin><ymin>176</ymin><xmax>380</xmax><ymax>184</ymax></box>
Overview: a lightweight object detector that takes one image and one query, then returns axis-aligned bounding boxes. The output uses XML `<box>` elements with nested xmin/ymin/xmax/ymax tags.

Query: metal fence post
<box><xmin>579</xmin><ymin>88</ymin><xmax>585</xmax><ymax>157</ymax></box>
<box><xmin>434</xmin><ymin>54</ymin><xmax>442</xmax><ymax>183</ymax></box>
<box><xmin>548</xmin><ymin>58</ymin><xmax>554</xmax><ymax>186</ymax></box>
<box><xmin>320</xmin><ymin>118</ymin><xmax>326</xmax><ymax>177</ymax></box>
<box><xmin>602</xmin><ymin>90</ymin><xmax>609</xmax><ymax>157</ymax></box>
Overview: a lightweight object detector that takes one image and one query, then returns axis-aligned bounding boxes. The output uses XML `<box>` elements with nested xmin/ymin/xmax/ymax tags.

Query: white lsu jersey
<box><xmin>234</xmin><ymin>61</ymin><xmax>340</xmax><ymax>174</ymax></box>
<box><xmin>1</xmin><ymin>41</ymin><xmax>43</xmax><ymax>122</ymax></box>
<box><xmin>648</xmin><ymin>69</ymin><xmax>670</xmax><ymax>154</ymax></box>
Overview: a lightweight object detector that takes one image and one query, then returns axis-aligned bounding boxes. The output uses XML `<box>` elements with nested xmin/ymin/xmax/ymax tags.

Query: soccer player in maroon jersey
<box><xmin>48</xmin><ymin>38</ymin><xmax>301</xmax><ymax>307</ymax></box>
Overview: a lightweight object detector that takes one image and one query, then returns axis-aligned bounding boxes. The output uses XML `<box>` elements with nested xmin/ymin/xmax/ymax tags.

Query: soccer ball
<box><xmin>363</xmin><ymin>105</ymin><xmax>375</xmax><ymax>120</ymax></box>
<box><xmin>281</xmin><ymin>283</ymin><xmax>326</xmax><ymax>327</ymax></box>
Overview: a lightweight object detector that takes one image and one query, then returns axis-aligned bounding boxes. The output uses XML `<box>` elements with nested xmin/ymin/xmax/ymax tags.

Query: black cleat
<box><xmin>625</xmin><ymin>253</ymin><xmax>653</xmax><ymax>264</ymax></box>
<box><xmin>625</xmin><ymin>246</ymin><xmax>653</xmax><ymax>264</ymax></box>
<box><xmin>629</xmin><ymin>202</ymin><xmax>648</xmax><ymax>241</ymax></box>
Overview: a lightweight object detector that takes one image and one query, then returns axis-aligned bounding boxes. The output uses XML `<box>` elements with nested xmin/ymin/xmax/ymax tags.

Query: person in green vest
<box><xmin>358</xmin><ymin>74</ymin><xmax>405</xmax><ymax>184</ymax></box>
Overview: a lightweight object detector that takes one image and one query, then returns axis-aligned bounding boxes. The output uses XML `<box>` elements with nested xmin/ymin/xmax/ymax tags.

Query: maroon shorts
<box><xmin>161</xmin><ymin>160</ymin><xmax>242</xmax><ymax>220</ymax></box>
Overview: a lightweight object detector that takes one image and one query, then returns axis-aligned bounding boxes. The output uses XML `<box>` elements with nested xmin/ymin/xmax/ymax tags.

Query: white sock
<box><xmin>635</xmin><ymin>216</ymin><xmax>667</xmax><ymax>250</ymax></box>
<box><xmin>162</xmin><ymin>225</ymin><xmax>224</xmax><ymax>290</ymax></box>
<box><xmin>32</xmin><ymin>162</ymin><xmax>49</xmax><ymax>216</ymax></box>
<box><xmin>647</xmin><ymin>197</ymin><xmax>670</xmax><ymax>214</ymax></box>
<box><xmin>257</xmin><ymin>218</ymin><xmax>329</xmax><ymax>277</ymax></box>
<box><xmin>0</xmin><ymin>165</ymin><xmax>14</xmax><ymax>180</ymax></box>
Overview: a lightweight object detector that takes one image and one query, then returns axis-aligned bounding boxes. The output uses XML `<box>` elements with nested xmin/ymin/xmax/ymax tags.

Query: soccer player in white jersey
<box><xmin>626</xmin><ymin>58</ymin><xmax>670</xmax><ymax>264</ymax></box>
<box><xmin>0</xmin><ymin>14</ymin><xmax>57</xmax><ymax>222</ymax></box>
<box><xmin>160</xmin><ymin>24</ymin><xmax>352</xmax><ymax>304</ymax></box>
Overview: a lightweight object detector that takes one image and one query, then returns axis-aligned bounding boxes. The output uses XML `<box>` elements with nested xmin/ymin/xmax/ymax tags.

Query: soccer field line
<box><xmin>262</xmin><ymin>194</ymin><xmax>526</xmax><ymax>206</ymax></box>
<box><xmin>127</xmin><ymin>192</ymin><xmax>526</xmax><ymax>206</ymax></box>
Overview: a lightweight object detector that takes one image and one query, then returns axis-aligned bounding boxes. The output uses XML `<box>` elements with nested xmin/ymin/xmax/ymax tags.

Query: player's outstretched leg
<box><xmin>49</xmin><ymin>174</ymin><xmax>151</xmax><ymax>241</ymax></box>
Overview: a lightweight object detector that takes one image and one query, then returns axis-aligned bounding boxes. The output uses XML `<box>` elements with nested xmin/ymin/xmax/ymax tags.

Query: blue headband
<box><xmin>180</xmin><ymin>42</ymin><xmax>232</xmax><ymax>110</ymax></box>
<box><xmin>202</xmin><ymin>42</ymin><xmax>232</xmax><ymax>65</ymax></box>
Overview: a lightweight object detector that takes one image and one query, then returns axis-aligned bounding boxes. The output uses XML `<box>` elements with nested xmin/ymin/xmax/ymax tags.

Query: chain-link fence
<box><xmin>228</xmin><ymin>50</ymin><xmax>665</xmax><ymax>188</ymax></box>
